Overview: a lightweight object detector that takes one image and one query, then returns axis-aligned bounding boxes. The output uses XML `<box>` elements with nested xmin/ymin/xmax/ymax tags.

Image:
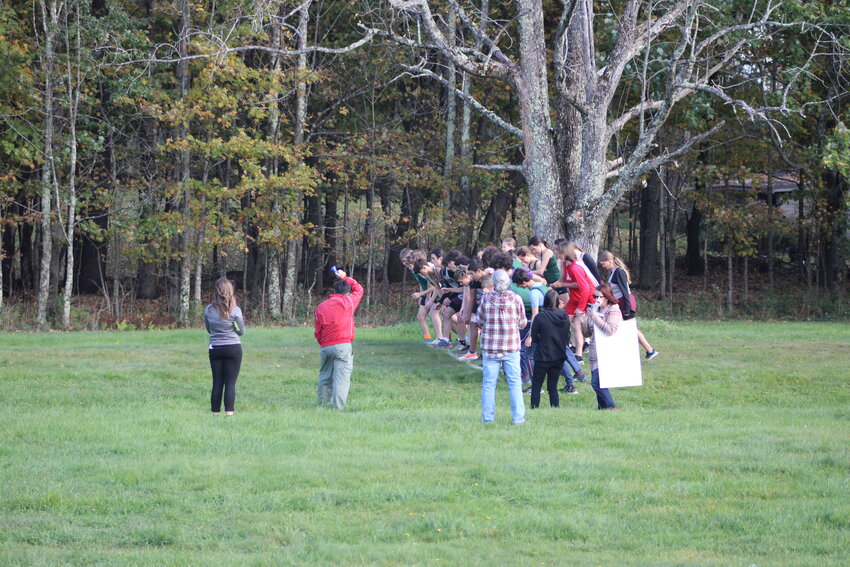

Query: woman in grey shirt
<box><xmin>203</xmin><ymin>278</ymin><xmax>245</xmax><ymax>416</ymax></box>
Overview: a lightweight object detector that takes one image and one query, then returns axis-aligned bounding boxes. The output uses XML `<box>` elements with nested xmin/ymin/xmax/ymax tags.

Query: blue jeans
<box><xmin>560</xmin><ymin>347</ymin><xmax>581</xmax><ymax>388</ymax></box>
<box><xmin>481</xmin><ymin>351</ymin><xmax>526</xmax><ymax>424</ymax></box>
<box><xmin>519</xmin><ymin>326</ymin><xmax>534</xmax><ymax>383</ymax></box>
<box><xmin>591</xmin><ymin>368</ymin><xmax>617</xmax><ymax>409</ymax></box>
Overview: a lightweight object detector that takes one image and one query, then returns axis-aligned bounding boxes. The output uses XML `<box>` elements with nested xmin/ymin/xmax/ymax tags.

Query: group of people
<box><xmin>401</xmin><ymin>238</ymin><xmax>659</xmax><ymax>423</ymax></box>
<box><xmin>200</xmin><ymin>236</ymin><xmax>658</xmax><ymax>424</ymax></box>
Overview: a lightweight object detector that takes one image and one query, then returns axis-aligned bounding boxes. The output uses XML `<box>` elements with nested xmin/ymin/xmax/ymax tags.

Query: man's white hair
<box><xmin>493</xmin><ymin>269</ymin><xmax>510</xmax><ymax>292</ymax></box>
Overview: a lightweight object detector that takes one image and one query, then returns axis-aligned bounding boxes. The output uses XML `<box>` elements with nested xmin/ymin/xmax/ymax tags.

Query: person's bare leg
<box><xmin>454</xmin><ymin>315</ymin><xmax>466</xmax><ymax>344</ymax></box>
<box><xmin>638</xmin><ymin>329</ymin><xmax>653</xmax><ymax>352</ymax></box>
<box><xmin>441</xmin><ymin>308</ymin><xmax>456</xmax><ymax>342</ymax></box>
<box><xmin>572</xmin><ymin>316</ymin><xmax>585</xmax><ymax>358</ymax></box>
<box><xmin>469</xmin><ymin>324</ymin><xmax>479</xmax><ymax>352</ymax></box>
<box><xmin>430</xmin><ymin>304</ymin><xmax>444</xmax><ymax>340</ymax></box>
<box><xmin>417</xmin><ymin>305</ymin><xmax>430</xmax><ymax>337</ymax></box>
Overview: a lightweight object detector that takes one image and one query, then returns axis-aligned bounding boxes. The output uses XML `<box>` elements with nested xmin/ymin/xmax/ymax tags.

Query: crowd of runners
<box><xmin>400</xmin><ymin>238</ymin><xmax>659</xmax><ymax>396</ymax></box>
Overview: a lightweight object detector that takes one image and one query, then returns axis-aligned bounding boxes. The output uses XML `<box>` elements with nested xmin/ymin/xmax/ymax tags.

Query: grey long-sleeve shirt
<box><xmin>203</xmin><ymin>304</ymin><xmax>245</xmax><ymax>347</ymax></box>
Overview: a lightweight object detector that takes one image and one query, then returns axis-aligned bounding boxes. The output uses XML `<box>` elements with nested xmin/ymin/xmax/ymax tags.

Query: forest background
<box><xmin>1</xmin><ymin>0</ymin><xmax>848</xmax><ymax>331</ymax></box>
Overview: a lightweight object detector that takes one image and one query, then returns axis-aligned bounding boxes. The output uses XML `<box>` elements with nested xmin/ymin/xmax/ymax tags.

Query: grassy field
<box><xmin>1</xmin><ymin>320</ymin><xmax>848</xmax><ymax>566</ymax></box>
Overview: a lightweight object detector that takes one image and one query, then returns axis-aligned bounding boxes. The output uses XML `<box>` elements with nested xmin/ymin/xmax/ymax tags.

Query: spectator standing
<box><xmin>476</xmin><ymin>269</ymin><xmax>527</xmax><ymax>425</ymax></box>
<box><xmin>314</xmin><ymin>269</ymin><xmax>364</xmax><ymax>410</ymax></box>
<box><xmin>585</xmin><ymin>283</ymin><xmax>623</xmax><ymax>410</ymax></box>
<box><xmin>528</xmin><ymin>291</ymin><xmax>570</xmax><ymax>409</ymax></box>
<box><xmin>204</xmin><ymin>278</ymin><xmax>245</xmax><ymax>416</ymax></box>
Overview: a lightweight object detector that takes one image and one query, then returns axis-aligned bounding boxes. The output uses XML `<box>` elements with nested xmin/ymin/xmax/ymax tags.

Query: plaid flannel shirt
<box><xmin>476</xmin><ymin>290</ymin><xmax>527</xmax><ymax>358</ymax></box>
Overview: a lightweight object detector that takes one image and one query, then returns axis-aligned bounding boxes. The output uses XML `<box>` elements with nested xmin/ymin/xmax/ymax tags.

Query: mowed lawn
<box><xmin>1</xmin><ymin>321</ymin><xmax>848</xmax><ymax>566</ymax></box>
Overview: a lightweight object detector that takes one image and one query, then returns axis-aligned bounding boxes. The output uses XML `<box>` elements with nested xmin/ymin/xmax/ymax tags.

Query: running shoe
<box><xmin>458</xmin><ymin>352</ymin><xmax>479</xmax><ymax>361</ymax></box>
<box><xmin>645</xmin><ymin>350</ymin><xmax>660</xmax><ymax>360</ymax></box>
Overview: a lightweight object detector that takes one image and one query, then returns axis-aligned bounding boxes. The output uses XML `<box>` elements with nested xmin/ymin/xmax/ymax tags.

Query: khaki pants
<box><xmin>317</xmin><ymin>342</ymin><xmax>353</xmax><ymax>410</ymax></box>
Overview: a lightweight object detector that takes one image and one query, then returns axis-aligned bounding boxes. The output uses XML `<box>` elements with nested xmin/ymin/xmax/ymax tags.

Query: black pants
<box><xmin>531</xmin><ymin>359</ymin><xmax>564</xmax><ymax>408</ymax></box>
<box><xmin>209</xmin><ymin>344</ymin><xmax>242</xmax><ymax>412</ymax></box>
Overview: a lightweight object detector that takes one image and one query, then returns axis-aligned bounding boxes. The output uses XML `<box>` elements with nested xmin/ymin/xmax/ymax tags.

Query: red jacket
<box><xmin>314</xmin><ymin>276</ymin><xmax>364</xmax><ymax>347</ymax></box>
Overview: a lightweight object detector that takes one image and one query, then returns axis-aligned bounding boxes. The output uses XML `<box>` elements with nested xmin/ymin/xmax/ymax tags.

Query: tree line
<box><xmin>0</xmin><ymin>0</ymin><xmax>848</xmax><ymax>329</ymax></box>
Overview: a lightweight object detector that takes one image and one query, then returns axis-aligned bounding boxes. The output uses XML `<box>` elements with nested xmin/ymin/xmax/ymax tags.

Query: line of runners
<box><xmin>400</xmin><ymin>239</ymin><xmax>659</xmax><ymax>395</ymax></box>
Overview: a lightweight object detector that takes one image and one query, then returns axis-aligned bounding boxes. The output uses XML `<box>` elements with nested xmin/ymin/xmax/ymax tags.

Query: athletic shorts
<box><xmin>565</xmin><ymin>296</ymin><xmax>581</xmax><ymax>316</ymax></box>
<box><xmin>419</xmin><ymin>296</ymin><xmax>427</xmax><ymax>307</ymax></box>
<box><xmin>449</xmin><ymin>296</ymin><xmax>463</xmax><ymax>312</ymax></box>
<box><xmin>439</xmin><ymin>293</ymin><xmax>452</xmax><ymax>305</ymax></box>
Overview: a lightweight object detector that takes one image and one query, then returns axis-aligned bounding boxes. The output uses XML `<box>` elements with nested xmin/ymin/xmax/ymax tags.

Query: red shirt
<box><xmin>566</xmin><ymin>262</ymin><xmax>595</xmax><ymax>310</ymax></box>
<box><xmin>314</xmin><ymin>276</ymin><xmax>364</xmax><ymax>347</ymax></box>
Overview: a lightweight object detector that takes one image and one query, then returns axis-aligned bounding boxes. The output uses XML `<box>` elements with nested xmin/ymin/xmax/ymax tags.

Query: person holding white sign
<box><xmin>583</xmin><ymin>283</ymin><xmax>622</xmax><ymax>410</ymax></box>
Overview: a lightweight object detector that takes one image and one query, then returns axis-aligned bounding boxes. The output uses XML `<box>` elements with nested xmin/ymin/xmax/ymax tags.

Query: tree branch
<box><xmin>384</xmin><ymin>0</ymin><xmax>513</xmax><ymax>79</ymax></box>
<box><xmin>114</xmin><ymin>31</ymin><xmax>376</xmax><ymax>67</ymax></box>
<box><xmin>404</xmin><ymin>64</ymin><xmax>522</xmax><ymax>137</ymax></box>
<box><xmin>473</xmin><ymin>164</ymin><xmax>523</xmax><ymax>172</ymax></box>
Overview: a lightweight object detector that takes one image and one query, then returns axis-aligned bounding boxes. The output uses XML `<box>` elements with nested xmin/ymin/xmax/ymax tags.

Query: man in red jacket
<box><xmin>314</xmin><ymin>269</ymin><xmax>364</xmax><ymax>409</ymax></box>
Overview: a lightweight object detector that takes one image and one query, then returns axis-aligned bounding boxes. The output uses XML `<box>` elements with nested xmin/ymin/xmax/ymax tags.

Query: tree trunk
<box><xmin>193</xmin><ymin>235</ymin><xmax>203</xmax><ymax>308</ymax></box>
<box><xmin>62</xmin><ymin>3</ymin><xmax>82</xmax><ymax>328</ymax></box>
<box><xmin>822</xmin><ymin>169</ymin><xmax>848</xmax><ymax>294</ymax></box>
<box><xmin>658</xmin><ymin>176</ymin><xmax>666</xmax><ymax>301</ymax></box>
<box><xmin>478</xmin><ymin>173</ymin><xmax>520</xmax><ymax>245</ymax></box>
<box><xmin>515</xmin><ymin>0</ymin><xmax>563</xmax><ymax>242</ymax></box>
<box><xmin>443</xmin><ymin>5</ymin><xmax>456</xmax><ymax>186</ymax></box>
<box><xmin>36</xmin><ymin>0</ymin><xmax>58</xmax><ymax>330</ymax></box>
<box><xmin>685</xmin><ymin>202</ymin><xmax>703</xmax><ymax>275</ymax></box>
<box><xmin>266</xmin><ymin>13</ymin><xmax>283</xmax><ymax>318</ymax></box>
<box><xmin>282</xmin><ymin>0</ymin><xmax>310</xmax><ymax>319</ymax></box>
<box><xmin>606</xmin><ymin>209</ymin><xmax>616</xmax><ymax>251</ymax></box>
<box><xmin>638</xmin><ymin>170</ymin><xmax>660</xmax><ymax>289</ymax></box>
<box><xmin>459</xmin><ymin>71</ymin><xmax>475</xmax><ymax>250</ymax></box>
<box><xmin>727</xmin><ymin>252</ymin><xmax>734</xmax><ymax>314</ymax></box>
<box><xmin>176</xmin><ymin>0</ymin><xmax>191</xmax><ymax>324</ymax></box>
<box><xmin>0</xmin><ymin>213</ymin><xmax>4</xmax><ymax>313</ymax></box>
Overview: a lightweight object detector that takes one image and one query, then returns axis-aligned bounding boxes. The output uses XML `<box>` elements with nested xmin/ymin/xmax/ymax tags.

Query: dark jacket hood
<box><xmin>539</xmin><ymin>309</ymin><xmax>569</xmax><ymax>327</ymax></box>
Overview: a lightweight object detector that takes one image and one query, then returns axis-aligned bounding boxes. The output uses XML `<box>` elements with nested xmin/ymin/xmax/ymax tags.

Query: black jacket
<box><xmin>529</xmin><ymin>309</ymin><xmax>571</xmax><ymax>363</ymax></box>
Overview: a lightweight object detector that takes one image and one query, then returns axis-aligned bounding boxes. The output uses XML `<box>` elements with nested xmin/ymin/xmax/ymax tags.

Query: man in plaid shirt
<box><xmin>476</xmin><ymin>269</ymin><xmax>527</xmax><ymax>425</ymax></box>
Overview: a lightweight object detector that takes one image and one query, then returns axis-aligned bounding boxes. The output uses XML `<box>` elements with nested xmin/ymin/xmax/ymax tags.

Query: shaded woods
<box><xmin>1</xmin><ymin>0</ymin><xmax>848</xmax><ymax>329</ymax></box>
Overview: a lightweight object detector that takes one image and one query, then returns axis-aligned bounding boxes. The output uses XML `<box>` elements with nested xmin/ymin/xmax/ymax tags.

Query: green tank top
<box><xmin>510</xmin><ymin>283</ymin><xmax>531</xmax><ymax>317</ymax></box>
<box><xmin>542</xmin><ymin>253</ymin><xmax>561</xmax><ymax>285</ymax></box>
<box><xmin>414</xmin><ymin>272</ymin><xmax>429</xmax><ymax>291</ymax></box>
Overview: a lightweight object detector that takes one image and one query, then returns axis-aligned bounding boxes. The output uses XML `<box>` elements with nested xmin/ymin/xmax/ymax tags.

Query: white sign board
<box><xmin>594</xmin><ymin>317</ymin><xmax>643</xmax><ymax>388</ymax></box>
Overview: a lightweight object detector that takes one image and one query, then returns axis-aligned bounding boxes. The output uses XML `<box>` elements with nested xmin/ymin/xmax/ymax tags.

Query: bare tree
<box><xmin>364</xmin><ymin>0</ymin><xmax>819</xmax><ymax>254</ymax></box>
<box><xmin>36</xmin><ymin>0</ymin><xmax>60</xmax><ymax>330</ymax></box>
<box><xmin>61</xmin><ymin>0</ymin><xmax>83</xmax><ymax>328</ymax></box>
<box><xmin>177</xmin><ymin>0</ymin><xmax>192</xmax><ymax>325</ymax></box>
<box><xmin>282</xmin><ymin>0</ymin><xmax>312</xmax><ymax>321</ymax></box>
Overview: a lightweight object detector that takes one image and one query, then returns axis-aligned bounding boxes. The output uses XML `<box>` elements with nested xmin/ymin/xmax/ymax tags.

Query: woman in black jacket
<box><xmin>529</xmin><ymin>291</ymin><xmax>572</xmax><ymax>408</ymax></box>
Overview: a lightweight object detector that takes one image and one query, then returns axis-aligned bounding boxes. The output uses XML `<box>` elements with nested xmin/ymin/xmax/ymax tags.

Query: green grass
<box><xmin>1</xmin><ymin>321</ymin><xmax>848</xmax><ymax>566</ymax></box>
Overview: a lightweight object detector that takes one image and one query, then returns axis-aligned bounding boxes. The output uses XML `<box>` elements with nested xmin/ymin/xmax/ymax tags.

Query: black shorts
<box><xmin>449</xmin><ymin>296</ymin><xmax>463</xmax><ymax>312</ymax></box>
<box><xmin>556</xmin><ymin>288</ymin><xmax>569</xmax><ymax>295</ymax></box>
<box><xmin>419</xmin><ymin>296</ymin><xmax>427</xmax><ymax>306</ymax></box>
